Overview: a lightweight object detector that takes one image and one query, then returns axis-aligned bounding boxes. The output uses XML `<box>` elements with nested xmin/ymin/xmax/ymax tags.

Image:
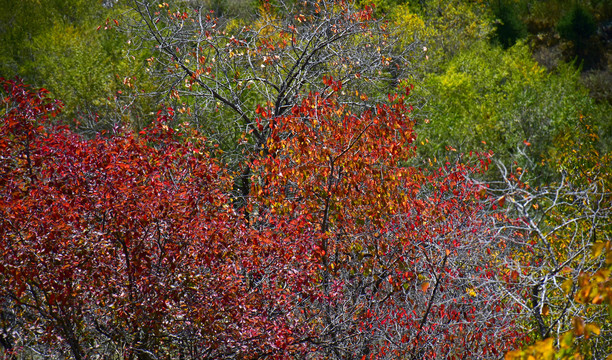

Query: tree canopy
<box><xmin>1</xmin><ymin>0</ymin><xmax>610</xmax><ymax>358</ymax></box>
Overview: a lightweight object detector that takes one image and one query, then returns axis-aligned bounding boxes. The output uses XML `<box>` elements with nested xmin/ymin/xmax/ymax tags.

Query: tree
<box><xmin>403</xmin><ymin>0</ymin><xmax>494</xmax><ymax>66</ymax></box>
<box><xmin>0</xmin><ymin>78</ymin><xmax>319</xmax><ymax>359</ymax></box>
<box><xmin>556</xmin><ymin>4</ymin><xmax>601</xmax><ymax>69</ymax></box>
<box><xmin>498</xmin><ymin>119</ymin><xmax>612</xmax><ymax>359</ymax></box>
<box><xmin>412</xmin><ymin>40</ymin><xmax>610</xmax><ymax>182</ymax></box>
<box><xmin>251</xmin><ymin>87</ymin><xmax>527</xmax><ymax>358</ymax></box>
<box><xmin>1</xmin><ymin>77</ymin><xmax>532</xmax><ymax>359</ymax></box>
<box><xmin>0</xmin><ymin>0</ymin><xmax>131</xmax><ymax>123</ymax></box>
<box><xmin>492</xmin><ymin>0</ymin><xmax>527</xmax><ymax>49</ymax></box>
<box><xmin>123</xmin><ymin>0</ymin><xmax>420</xmax><ymax>162</ymax></box>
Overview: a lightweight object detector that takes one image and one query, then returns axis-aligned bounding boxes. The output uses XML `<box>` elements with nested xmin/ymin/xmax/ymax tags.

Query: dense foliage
<box><xmin>1</xmin><ymin>0</ymin><xmax>610</xmax><ymax>359</ymax></box>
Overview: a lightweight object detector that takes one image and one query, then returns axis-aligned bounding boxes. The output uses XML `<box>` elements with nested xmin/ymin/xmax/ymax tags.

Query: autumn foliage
<box><xmin>252</xmin><ymin>88</ymin><xmax>527</xmax><ymax>358</ymax></box>
<box><xmin>2</xmin><ymin>0</ymin><xmax>611</xmax><ymax>358</ymax></box>
<box><xmin>0</xmin><ymin>78</ymin><xmax>316</xmax><ymax>358</ymax></box>
<box><xmin>0</xmin><ymin>77</ymin><xmax>537</xmax><ymax>359</ymax></box>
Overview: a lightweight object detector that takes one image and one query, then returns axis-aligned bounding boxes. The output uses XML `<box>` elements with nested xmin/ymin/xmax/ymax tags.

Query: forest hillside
<box><xmin>1</xmin><ymin>0</ymin><xmax>611</xmax><ymax>359</ymax></box>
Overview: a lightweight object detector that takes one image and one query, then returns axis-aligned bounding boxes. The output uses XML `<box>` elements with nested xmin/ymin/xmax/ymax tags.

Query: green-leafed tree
<box><xmin>0</xmin><ymin>0</ymin><xmax>106</xmax><ymax>86</ymax></box>
<box><xmin>0</xmin><ymin>0</ymin><xmax>156</xmax><ymax>132</ymax></box>
<box><xmin>392</xmin><ymin>0</ymin><xmax>494</xmax><ymax>69</ymax></box>
<box><xmin>491</xmin><ymin>0</ymin><xmax>527</xmax><ymax>49</ymax></box>
<box><xmin>412</xmin><ymin>40</ymin><xmax>610</xmax><ymax>182</ymax></box>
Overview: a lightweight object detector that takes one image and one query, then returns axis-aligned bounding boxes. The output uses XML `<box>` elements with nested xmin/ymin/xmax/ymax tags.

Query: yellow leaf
<box><xmin>560</xmin><ymin>331</ymin><xmax>574</xmax><ymax>349</ymax></box>
<box><xmin>592</xmin><ymin>242</ymin><xmax>606</xmax><ymax>258</ymax></box>
<box><xmin>562</xmin><ymin>278</ymin><xmax>573</xmax><ymax>294</ymax></box>
<box><xmin>534</xmin><ymin>338</ymin><xmax>554</xmax><ymax>358</ymax></box>
<box><xmin>505</xmin><ymin>349</ymin><xmax>523</xmax><ymax>360</ymax></box>
<box><xmin>585</xmin><ymin>323</ymin><xmax>600</xmax><ymax>336</ymax></box>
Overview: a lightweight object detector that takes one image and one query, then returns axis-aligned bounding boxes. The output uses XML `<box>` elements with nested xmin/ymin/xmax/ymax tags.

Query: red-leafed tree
<box><xmin>1</xmin><ymin>77</ymin><xmax>528</xmax><ymax>359</ymax></box>
<box><xmin>0</xmin><ymin>78</ymin><xmax>319</xmax><ymax>359</ymax></box>
<box><xmin>123</xmin><ymin>0</ymin><xmax>422</xmax><ymax>196</ymax></box>
<box><xmin>250</xmin><ymin>84</ymin><xmax>527</xmax><ymax>359</ymax></box>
